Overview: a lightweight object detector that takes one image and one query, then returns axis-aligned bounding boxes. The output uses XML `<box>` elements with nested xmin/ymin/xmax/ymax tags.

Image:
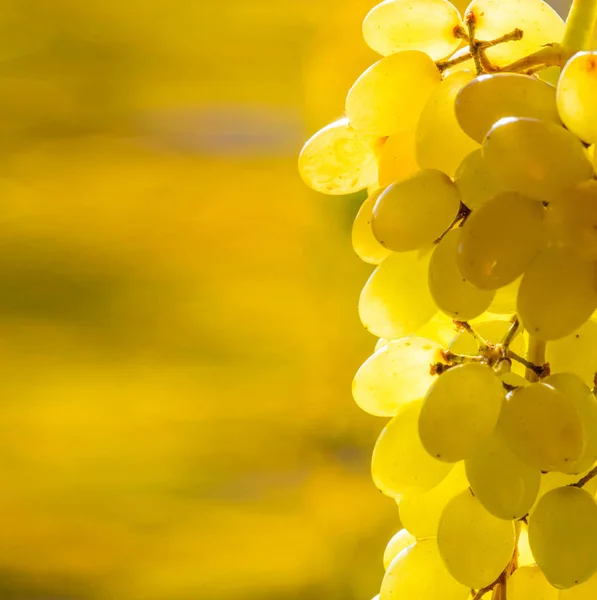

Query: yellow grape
<box><xmin>517</xmin><ymin>248</ymin><xmax>597</xmax><ymax>341</ymax></box>
<box><xmin>380</xmin><ymin>538</ymin><xmax>469</xmax><ymax>600</ymax></box>
<box><xmin>363</xmin><ymin>0</ymin><xmax>462</xmax><ymax>60</ymax></box>
<box><xmin>399</xmin><ymin>462</ymin><xmax>469</xmax><ymax>539</ymax></box>
<box><xmin>489</xmin><ymin>278</ymin><xmax>521</xmax><ymax>316</ymax></box>
<box><xmin>517</xmin><ymin>526</ymin><xmax>535</xmax><ymax>567</ymax></box>
<box><xmin>465</xmin><ymin>0</ymin><xmax>564</xmax><ymax>67</ymax></box>
<box><xmin>500</xmin><ymin>382</ymin><xmax>584</xmax><ymax>472</ymax></box>
<box><xmin>428</xmin><ymin>228</ymin><xmax>495</xmax><ymax>320</ymax></box>
<box><xmin>546</xmin><ymin>181</ymin><xmax>597</xmax><ymax>261</ymax></box>
<box><xmin>377</xmin><ymin>127</ymin><xmax>419</xmax><ymax>187</ymax></box>
<box><xmin>529</xmin><ymin>486</ymin><xmax>597</xmax><ymax>589</ymax></box>
<box><xmin>457</xmin><ymin>191</ymin><xmax>546</xmax><ymax>290</ymax></box>
<box><xmin>416</xmin><ymin>71</ymin><xmax>479</xmax><ymax>178</ymax></box>
<box><xmin>359</xmin><ymin>250</ymin><xmax>437</xmax><ymax>339</ymax></box>
<box><xmin>372</xmin><ymin>400</ymin><xmax>453</xmax><ymax>498</ymax></box>
<box><xmin>465</xmin><ymin>428</ymin><xmax>540</xmax><ymax>519</ymax></box>
<box><xmin>419</xmin><ymin>362</ymin><xmax>504</xmax><ymax>462</ymax></box>
<box><xmin>416</xmin><ymin>313</ymin><xmax>458</xmax><ymax>347</ymax></box>
<box><xmin>455</xmin><ymin>73</ymin><xmax>561</xmax><ymax>143</ymax></box>
<box><xmin>560</xmin><ymin>572</ymin><xmax>597</xmax><ymax>599</ymax></box>
<box><xmin>383</xmin><ymin>528</ymin><xmax>416</xmax><ymax>569</ymax></box>
<box><xmin>546</xmin><ymin>319</ymin><xmax>597</xmax><ymax>388</ymax></box>
<box><xmin>483</xmin><ymin>117</ymin><xmax>594</xmax><ymax>203</ymax></box>
<box><xmin>372</xmin><ymin>169</ymin><xmax>460</xmax><ymax>252</ymax></box>
<box><xmin>352</xmin><ymin>336</ymin><xmax>442</xmax><ymax>417</ymax></box>
<box><xmin>438</xmin><ymin>489</ymin><xmax>516</xmax><ymax>589</ymax></box>
<box><xmin>346</xmin><ymin>50</ymin><xmax>441</xmax><ymax>136</ymax></box>
<box><xmin>557</xmin><ymin>51</ymin><xmax>597</xmax><ymax>144</ymax></box>
<box><xmin>532</xmin><ymin>470</ymin><xmax>597</xmax><ymax>514</ymax></box>
<box><xmin>352</xmin><ymin>189</ymin><xmax>392</xmax><ymax>264</ymax></box>
<box><xmin>298</xmin><ymin>118</ymin><xmax>378</xmax><ymax>195</ymax></box>
<box><xmin>508</xmin><ymin>565</ymin><xmax>558</xmax><ymax>600</ymax></box>
<box><xmin>454</xmin><ymin>148</ymin><xmax>504</xmax><ymax>210</ymax></box>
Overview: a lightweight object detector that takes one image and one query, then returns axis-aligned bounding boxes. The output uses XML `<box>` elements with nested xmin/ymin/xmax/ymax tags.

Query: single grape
<box><xmin>298</xmin><ymin>118</ymin><xmax>378</xmax><ymax>194</ymax></box>
<box><xmin>454</xmin><ymin>148</ymin><xmax>504</xmax><ymax>211</ymax></box>
<box><xmin>383</xmin><ymin>528</ymin><xmax>416</xmax><ymax>570</ymax></box>
<box><xmin>419</xmin><ymin>362</ymin><xmax>504</xmax><ymax>462</ymax></box>
<box><xmin>438</xmin><ymin>489</ymin><xmax>516</xmax><ymax>589</ymax></box>
<box><xmin>508</xmin><ymin>565</ymin><xmax>558</xmax><ymax>600</ymax></box>
<box><xmin>377</xmin><ymin>127</ymin><xmax>419</xmax><ymax>187</ymax></box>
<box><xmin>416</xmin><ymin>71</ymin><xmax>479</xmax><ymax>178</ymax></box>
<box><xmin>352</xmin><ymin>336</ymin><xmax>442</xmax><ymax>417</ymax></box>
<box><xmin>500</xmin><ymin>382</ymin><xmax>584</xmax><ymax>472</ymax></box>
<box><xmin>517</xmin><ymin>247</ymin><xmax>597</xmax><ymax>341</ymax></box>
<box><xmin>363</xmin><ymin>0</ymin><xmax>462</xmax><ymax>60</ymax></box>
<box><xmin>483</xmin><ymin>117</ymin><xmax>594</xmax><ymax>203</ymax></box>
<box><xmin>352</xmin><ymin>189</ymin><xmax>392</xmax><ymax>265</ymax></box>
<box><xmin>372</xmin><ymin>399</ymin><xmax>453</xmax><ymax>498</ymax></box>
<box><xmin>557</xmin><ymin>51</ymin><xmax>597</xmax><ymax>144</ymax></box>
<box><xmin>346</xmin><ymin>51</ymin><xmax>441</xmax><ymax>136</ymax></box>
<box><xmin>529</xmin><ymin>486</ymin><xmax>597</xmax><ymax>589</ymax></box>
<box><xmin>372</xmin><ymin>169</ymin><xmax>460</xmax><ymax>252</ymax></box>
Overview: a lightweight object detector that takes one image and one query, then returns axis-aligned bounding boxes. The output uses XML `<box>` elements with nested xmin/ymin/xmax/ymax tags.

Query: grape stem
<box><xmin>562</xmin><ymin>0</ymin><xmax>597</xmax><ymax>53</ymax></box>
<box><xmin>507</xmin><ymin>350</ymin><xmax>548</xmax><ymax>379</ymax></box>
<box><xmin>571</xmin><ymin>465</ymin><xmax>597</xmax><ymax>488</ymax></box>
<box><xmin>525</xmin><ymin>337</ymin><xmax>547</xmax><ymax>383</ymax></box>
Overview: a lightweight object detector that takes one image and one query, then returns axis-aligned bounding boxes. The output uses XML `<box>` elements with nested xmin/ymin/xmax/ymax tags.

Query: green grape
<box><xmin>465</xmin><ymin>428</ymin><xmax>540</xmax><ymax>519</ymax></box>
<box><xmin>489</xmin><ymin>278</ymin><xmax>521</xmax><ymax>316</ymax></box>
<box><xmin>546</xmin><ymin>181</ymin><xmax>597</xmax><ymax>261</ymax></box>
<box><xmin>483</xmin><ymin>117</ymin><xmax>594</xmax><ymax>203</ymax></box>
<box><xmin>546</xmin><ymin>319</ymin><xmax>597</xmax><ymax>388</ymax></box>
<box><xmin>500</xmin><ymin>382</ymin><xmax>584</xmax><ymax>472</ymax></box>
<box><xmin>362</xmin><ymin>0</ymin><xmax>462</xmax><ymax>60</ymax></box>
<box><xmin>455</xmin><ymin>73</ymin><xmax>561</xmax><ymax>144</ymax></box>
<box><xmin>465</xmin><ymin>0</ymin><xmax>564</xmax><ymax>67</ymax></box>
<box><xmin>428</xmin><ymin>228</ymin><xmax>495</xmax><ymax>321</ymax></box>
<box><xmin>346</xmin><ymin>51</ymin><xmax>441</xmax><ymax>136</ymax></box>
<box><xmin>372</xmin><ymin>169</ymin><xmax>460</xmax><ymax>252</ymax></box>
<box><xmin>454</xmin><ymin>148</ymin><xmax>504</xmax><ymax>211</ymax></box>
<box><xmin>417</xmin><ymin>313</ymin><xmax>458</xmax><ymax>347</ymax></box>
<box><xmin>298</xmin><ymin>118</ymin><xmax>378</xmax><ymax>195</ymax></box>
<box><xmin>399</xmin><ymin>462</ymin><xmax>469</xmax><ymax>539</ymax></box>
<box><xmin>457</xmin><ymin>191</ymin><xmax>546</xmax><ymax>290</ymax></box>
<box><xmin>557</xmin><ymin>51</ymin><xmax>597</xmax><ymax>144</ymax></box>
<box><xmin>416</xmin><ymin>71</ymin><xmax>479</xmax><ymax>178</ymax></box>
<box><xmin>508</xmin><ymin>565</ymin><xmax>558</xmax><ymax>600</ymax></box>
<box><xmin>352</xmin><ymin>336</ymin><xmax>442</xmax><ymax>417</ymax></box>
<box><xmin>383</xmin><ymin>528</ymin><xmax>416</xmax><ymax>570</ymax></box>
<box><xmin>359</xmin><ymin>250</ymin><xmax>437</xmax><ymax>339</ymax></box>
<box><xmin>380</xmin><ymin>538</ymin><xmax>469</xmax><ymax>600</ymax></box>
<box><xmin>544</xmin><ymin>373</ymin><xmax>597</xmax><ymax>475</ymax></box>
<box><xmin>377</xmin><ymin>127</ymin><xmax>419</xmax><ymax>188</ymax></box>
<box><xmin>517</xmin><ymin>247</ymin><xmax>597</xmax><ymax>341</ymax></box>
<box><xmin>372</xmin><ymin>399</ymin><xmax>453</xmax><ymax>498</ymax></box>
<box><xmin>517</xmin><ymin>525</ymin><xmax>535</xmax><ymax>567</ymax></box>
<box><xmin>352</xmin><ymin>189</ymin><xmax>392</xmax><ymax>265</ymax></box>
<box><xmin>529</xmin><ymin>486</ymin><xmax>597</xmax><ymax>589</ymax></box>
<box><xmin>419</xmin><ymin>362</ymin><xmax>504</xmax><ymax>462</ymax></box>
<box><xmin>560</xmin><ymin>573</ymin><xmax>597</xmax><ymax>599</ymax></box>
<box><xmin>438</xmin><ymin>489</ymin><xmax>516</xmax><ymax>589</ymax></box>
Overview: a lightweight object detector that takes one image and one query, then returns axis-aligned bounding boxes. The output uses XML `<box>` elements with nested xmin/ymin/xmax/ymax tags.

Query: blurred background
<box><xmin>0</xmin><ymin>0</ymin><xmax>573</xmax><ymax>599</ymax></box>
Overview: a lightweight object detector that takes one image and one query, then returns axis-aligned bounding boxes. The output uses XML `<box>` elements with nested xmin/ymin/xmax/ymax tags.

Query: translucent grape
<box><xmin>517</xmin><ymin>248</ymin><xmax>597</xmax><ymax>341</ymax></box>
<box><xmin>372</xmin><ymin>400</ymin><xmax>453</xmax><ymax>498</ymax></box>
<box><xmin>529</xmin><ymin>486</ymin><xmax>597</xmax><ymax>588</ymax></box>
<box><xmin>352</xmin><ymin>189</ymin><xmax>392</xmax><ymax>264</ymax></box>
<box><xmin>346</xmin><ymin>51</ymin><xmax>441</xmax><ymax>136</ymax></box>
<box><xmin>399</xmin><ymin>462</ymin><xmax>469</xmax><ymax>539</ymax></box>
<box><xmin>428</xmin><ymin>228</ymin><xmax>494</xmax><ymax>320</ymax></box>
<box><xmin>419</xmin><ymin>362</ymin><xmax>504</xmax><ymax>462</ymax></box>
<box><xmin>359</xmin><ymin>250</ymin><xmax>437</xmax><ymax>339</ymax></box>
<box><xmin>500</xmin><ymin>382</ymin><xmax>584</xmax><ymax>472</ymax></box>
<box><xmin>377</xmin><ymin>127</ymin><xmax>419</xmax><ymax>187</ymax></box>
<box><xmin>532</xmin><ymin>470</ymin><xmax>597</xmax><ymax>514</ymax></box>
<box><xmin>465</xmin><ymin>429</ymin><xmax>540</xmax><ymax>519</ymax></box>
<box><xmin>383</xmin><ymin>528</ymin><xmax>416</xmax><ymax>569</ymax></box>
<box><xmin>362</xmin><ymin>0</ymin><xmax>462</xmax><ymax>60</ymax></box>
<box><xmin>454</xmin><ymin>148</ymin><xmax>504</xmax><ymax>211</ymax></box>
<box><xmin>457</xmin><ymin>191</ymin><xmax>545</xmax><ymax>290</ymax></box>
<box><xmin>455</xmin><ymin>73</ymin><xmax>561</xmax><ymax>144</ymax></box>
<box><xmin>416</xmin><ymin>71</ymin><xmax>479</xmax><ymax>178</ymax></box>
<box><xmin>557</xmin><ymin>51</ymin><xmax>597</xmax><ymax>144</ymax></box>
<box><xmin>372</xmin><ymin>169</ymin><xmax>460</xmax><ymax>252</ymax></box>
<box><xmin>483</xmin><ymin>117</ymin><xmax>594</xmax><ymax>203</ymax></box>
<box><xmin>417</xmin><ymin>313</ymin><xmax>458</xmax><ymax>347</ymax></box>
<box><xmin>353</xmin><ymin>336</ymin><xmax>442</xmax><ymax>417</ymax></box>
<box><xmin>508</xmin><ymin>565</ymin><xmax>558</xmax><ymax>600</ymax></box>
<box><xmin>298</xmin><ymin>118</ymin><xmax>378</xmax><ymax>195</ymax></box>
<box><xmin>438</xmin><ymin>489</ymin><xmax>516</xmax><ymax>589</ymax></box>
<box><xmin>380</xmin><ymin>538</ymin><xmax>469</xmax><ymax>600</ymax></box>
<box><xmin>560</xmin><ymin>573</ymin><xmax>597</xmax><ymax>599</ymax></box>
<box><xmin>465</xmin><ymin>0</ymin><xmax>564</xmax><ymax>67</ymax></box>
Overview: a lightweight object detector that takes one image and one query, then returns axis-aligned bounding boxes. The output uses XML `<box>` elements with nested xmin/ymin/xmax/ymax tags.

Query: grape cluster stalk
<box><xmin>299</xmin><ymin>0</ymin><xmax>597</xmax><ymax>598</ymax></box>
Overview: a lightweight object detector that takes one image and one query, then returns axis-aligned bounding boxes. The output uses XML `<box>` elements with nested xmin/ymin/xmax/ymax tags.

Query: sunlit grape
<box><xmin>454</xmin><ymin>148</ymin><xmax>504</xmax><ymax>211</ymax></box>
<box><xmin>377</xmin><ymin>128</ymin><xmax>419</xmax><ymax>187</ymax></box>
<box><xmin>352</xmin><ymin>189</ymin><xmax>392</xmax><ymax>264</ymax></box>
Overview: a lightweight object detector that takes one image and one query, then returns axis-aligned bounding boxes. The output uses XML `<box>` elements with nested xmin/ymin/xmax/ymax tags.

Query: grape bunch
<box><xmin>299</xmin><ymin>0</ymin><xmax>597</xmax><ymax>598</ymax></box>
